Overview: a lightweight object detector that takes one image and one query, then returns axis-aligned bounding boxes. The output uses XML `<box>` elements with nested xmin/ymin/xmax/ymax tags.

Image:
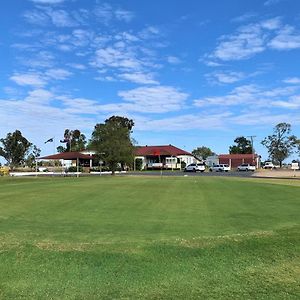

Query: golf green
<box><xmin>0</xmin><ymin>176</ymin><xmax>299</xmax><ymax>299</ymax></box>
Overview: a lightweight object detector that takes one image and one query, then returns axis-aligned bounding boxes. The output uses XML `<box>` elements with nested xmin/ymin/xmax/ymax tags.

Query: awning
<box><xmin>39</xmin><ymin>152</ymin><xmax>94</xmax><ymax>160</ymax></box>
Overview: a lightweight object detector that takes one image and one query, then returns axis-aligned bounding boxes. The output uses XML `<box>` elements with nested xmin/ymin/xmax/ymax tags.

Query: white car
<box><xmin>263</xmin><ymin>162</ymin><xmax>279</xmax><ymax>169</ymax></box>
<box><xmin>237</xmin><ymin>163</ymin><xmax>256</xmax><ymax>172</ymax></box>
<box><xmin>209</xmin><ymin>164</ymin><xmax>231</xmax><ymax>172</ymax></box>
<box><xmin>263</xmin><ymin>162</ymin><xmax>274</xmax><ymax>169</ymax></box>
<box><xmin>184</xmin><ymin>163</ymin><xmax>205</xmax><ymax>172</ymax></box>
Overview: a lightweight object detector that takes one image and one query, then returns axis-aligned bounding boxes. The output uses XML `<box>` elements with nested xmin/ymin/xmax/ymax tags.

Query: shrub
<box><xmin>135</xmin><ymin>158</ymin><xmax>143</xmax><ymax>171</ymax></box>
<box><xmin>68</xmin><ymin>166</ymin><xmax>83</xmax><ymax>172</ymax></box>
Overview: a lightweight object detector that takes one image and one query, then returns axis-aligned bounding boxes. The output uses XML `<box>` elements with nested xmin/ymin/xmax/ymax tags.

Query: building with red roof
<box><xmin>218</xmin><ymin>153</ymin><xmax>260</xmax><ymax>168</ymax></box>
<box><xmin>39</xmin><ymin>151</ymin><xmax>95</xmax><ymax>168</ymax></box>
<box><xmin>135</xmin><ymin>144</ymin><xmax>200</xmax><ymax>170</ymax></box>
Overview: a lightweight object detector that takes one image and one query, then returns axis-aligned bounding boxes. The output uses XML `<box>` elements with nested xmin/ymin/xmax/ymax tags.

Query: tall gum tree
<box><xmin>261</xmin><ymin>123</ymin><xmax>297</xmax><ymax>167</ymax></box>
<box><xmin>0</xmin><ymin>130</ymin><xmax>32</xmax><ymax>168</ymax></box>
<box><xmin>90</xmin><ymin>116</ymin><xmax>135</xmax><ymax>175</ymax></box>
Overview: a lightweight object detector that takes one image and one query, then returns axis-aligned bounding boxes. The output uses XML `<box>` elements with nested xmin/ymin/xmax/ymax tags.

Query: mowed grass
<box><xmin>0</xmin><ymin>176</ymin><xmax>299</xmax><ymax>299</ymax></box>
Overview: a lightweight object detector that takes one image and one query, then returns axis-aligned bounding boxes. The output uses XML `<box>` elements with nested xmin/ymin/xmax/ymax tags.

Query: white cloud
<box><xmin>94</xmin><ymin>3</ymin><xmax>134</xmax><ymax>25</ymax></box>
<box><xmin>206</xmin><ymin>71</ymin><xmax>245</xmax><ymax>84</ymax></box>
<box><xmin>136</xmin><ymin>113</ymin><xmax>231</xmax><ymax>131</ymax></box>
<box><xmin>194</xmin><ymin>84</ymin><xmax>299</xmax><ymax>108</ymax></box>
<box><xmin>30</xmin><ymin>0</ymin><xmax>66</xmax><ymax>3</ymax></box>
<box><xmin>19</xmin><ymin>51</ymin><xmax>55</xmax><ymax>69</ymax></box>
<box><xmin>92</xmin><ymin>47</ymin><xmax>143</xmax><ymax>71</ymax></box>
<box><xmin>10</xmin><ymin>73</ymin><xmax>46</xmax><ymax>87</ymax></box>
<box><xmin>118</xmin><ymin>86</ymin><xmax>188</xmax><ymax>113</ymax></box>
<box><xmin>45</xmin><ymin>68</ymin><xmax>72</xmax><ymax>80</ymax></box>
<box><xmin>71</xmin><ymin>29</ymin><xmax>93</xmax><ymax>47</ymax></box>
<box><xmin>167</xmin><ymin>56</ymin><xmax>182</xmax><ymax>64</ymax></box>
<box><xmin>260</xmin><ymin>17</ymin><xmax>281</xmax><ymax>30</ymax></box>
<box><xmin>203</xmin><ymin>60</ymin><xmax>224</xmax><ymax>67</ymax></box>
<box><xmin>208</xmin><ymin>17</ymin><xmax>300</xmax><ymax>62</ymax></box>
<box><xmin>269</xmin><ymin>25</ymin><xmax>300</xmax><ymax>50</ymax></box>
<box><xmin>271</xmin><ymin>95</ymin><xmax>300</xmax><ymax>109</ymax></box>
<box><xmin>213</xmin><ymin>24</ymin><xmax>265</xmax><ymax>61</ymax></box>
<box><xmin>0</xmin><ymin>93</ymin><xmax>95</xmax><ymax>154</ymax></box>
<box><xmin>264</xmin><ymin>0</ymin><xmax>283</xmax><ymax>6</ymax></box>
<box><xmin>115</xmin><ymin>9</ymin><xmax>134</xmax><ymax>22</ymax></box>
<box><xmin>283</xmin><ymin>77</ymin><xmax>300</xmax><ymax>84</ymax></box>
<box><xmin>139</xmin><ymin>26</ymin><xmax>161</xmax><ymax>39</ymax></box>
<box><xmin>231</xmin><ymin>13</ymin><xmax>257</xmax><ymax>23</ymax></box>
<box><xmin>230</xmin><ymin>111</ymin><xmax>300</xmax><ymax>126</ymax></box>
<box><xmin>118</xmin><ymin>73</ymin><xmax>159</xmax><ymax>84</ymax></box>
<box><xmin>67</xmin><ymin>63</ymin><xmax>86</xmax><ymax>70</ymax></box>
<box><xmin>46</xmin><ymin>9</ymin><xmax>77</xmax><ymax>27</ymax></box>
<box><xmin>24</xmin><ymin>89</ymin><xmax>53</xmax><ymax>104</ymax></box>
<box><xmin>94</xmin><ymin>3</ymin><xmax>114</xmax><ymax>24</ymax></box>
<box><xmin>23</xmin><ymin>10</ymin><xmax>50</xmax><ymax>26</ymax></box>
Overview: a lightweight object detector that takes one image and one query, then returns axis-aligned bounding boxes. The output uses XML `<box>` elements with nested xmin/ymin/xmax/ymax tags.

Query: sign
<box><xmin>291</xmin><ymin>163</ymin><xmax>299</xmax><ymax>170</ymax></box>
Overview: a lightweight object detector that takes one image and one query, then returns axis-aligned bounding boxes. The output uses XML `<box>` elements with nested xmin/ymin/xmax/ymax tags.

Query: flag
<box><xmin>44</xmin><ymin>138</ymin><xmax>54</xmax><ymax>144</ymax></box>
<box><xmin>153</xmin><ymin>149</ymin><xmax>160</xmax><ymax>156</ymax></box>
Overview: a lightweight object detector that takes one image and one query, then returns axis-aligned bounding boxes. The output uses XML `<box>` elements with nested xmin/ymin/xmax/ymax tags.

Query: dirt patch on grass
<box><xmin>176</xmin><ymin>230</ymin><xmax>276</xmax><ymax>249</ymax></box>
<box><xmin>35</xmin><ymin>241</ymin><xmax>93</xmax><ymax>252</ymax></box>
<box><xmin>253</xmin><ymin>169</ymin><xmax>300</xmax><ymax>178</ymax></box>
<box><xmin>247</xmin><ymin>259</ymin><xmax>300</xmax><ymax>285</ymax></box>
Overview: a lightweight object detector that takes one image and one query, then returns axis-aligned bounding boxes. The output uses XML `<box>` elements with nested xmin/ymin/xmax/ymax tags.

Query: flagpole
<box><xmin>53</xmin><ymin>136</ymin><xmax>56</xmax><ymax>154</ymax></box>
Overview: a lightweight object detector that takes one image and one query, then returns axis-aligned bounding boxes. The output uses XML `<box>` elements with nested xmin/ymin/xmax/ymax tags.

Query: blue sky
<box><xmin>1</xmin><ymin>0</ymin><xmax>300</xmax><ymax>160</ymax></box>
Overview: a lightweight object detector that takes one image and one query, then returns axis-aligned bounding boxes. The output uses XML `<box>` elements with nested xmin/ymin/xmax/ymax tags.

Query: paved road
<box><xmin>125</xmin><ymin>170</ymin><xmax>254</xmax><ymax>177</ymax></box>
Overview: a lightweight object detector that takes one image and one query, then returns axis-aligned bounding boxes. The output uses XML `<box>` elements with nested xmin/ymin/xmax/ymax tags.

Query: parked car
<box><xmin>184</xmin><ymin>163</ymin><xmax>205</xmax><ymax>172</ymax></box>
<box><xmin>237</xmin><ymin>163</ymin><xmax>256</xmax><ymax>172</ymax></box>
<box><xmin>209</xmin><ymin>164</ymin><xmax>231</xmax><ymax>172</ymax></box>
<box><xmin>263</xmin><ymin>162</ymin><xmax>279</xmax><ymax>169</ymax></box>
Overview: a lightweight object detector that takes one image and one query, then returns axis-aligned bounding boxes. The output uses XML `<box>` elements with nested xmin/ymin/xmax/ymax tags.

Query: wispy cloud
<box><xmin>231</xmin><ymin>12</ymin><xmax>257</xmax><ymax>23</ymax></box>
<box><xmin>45</xmin><ymin>68</ymin><xmax>72</xmax><ymax>80</ymax></box>
<box><xmin>24</xmin><ymin>7</ymin><xmax>78</xmax><ymax>27</ymax></box>
<box><xmin>30</xmin><ymin>0</ymin><xmax>66</xmax><ymax>3</ymax></box>
<box><xmin>92</xmin><ymin>47</ymin><xmax>143</xmax><ymax>71</ymax></box>
<box><xmin>194</xmin><ymin>84</ymin><xmax>300</xmax><ymax>108</ymax></box>
<box><xmin>23</xmin><ymin>9</ymin><xmax>50</xmax><ymax>26</ymax></box>
<box><xmin>118</xmin><ymin>73</ymin><xmax>159</xmax><ymax>85</ymax></box>
<box><xmin>94</xmin><ymin>3</ymin><xmax>134</xmax><ymax>25</ymax></box>
<box><xmin>46</xmin><ymin>8</ymin><xmax>78</xmax><ymax>27</ymax></box>
<box><xmin>269</xmin><ymin>25</ymin><xmax>300</xmax><ymax>50</ymax></box>
<box><xmin>264</xmin><ymin>0</ymin><xmax>284</xmax><ymax>6</ymax></box>
<box><xmin>118</xmin><ymin>86</ymin><xmax>189</xmax><ymax>113</ymax></box>
<box><xmin>115</xmin><ymin>9</ymin><xmax>134</xmax><ymax>22</ymax></box>
<box><xmin>18</xmin><ymin>51</ymin><xmax>55</xmax><ymax>69</ymax></box>
<box><xmin>206</xmin><ymin>17</ymin><xmax>300</xmax><ymax>62</ymax></box>
<box><xmin>136</xmin><ymin>113</ymin><xmax>231</xmax><ymax>131</ymax></box>
<box><xmin>167</xmin><ymin>56</ymin><xmax>182</xmax><ymax>64</ymax></box>
<box><xmin>24</xmin><ymin>89</ymin><xmax>53</xmax><ymax>104</ymax></box>
<box><xmin>212</xmin><ymin>24</ymin><xmax>266</xmax><ymax>61</ymax></box>
<box><xmin>67</xmin><ymin>63</ymin><xmax>86</xmax><ymax>70</ymax></box>
<box><xmin>206</xmin><ymin>71</ymin><xmax>245</xmax><ymax>84</ymax></box>
<box><xmin>283</xmin><ymin>77</ymin><xmax>300</xmax><ymax>84</ymax></box>
<box><xmin>10</xmin><ymin>73</ymin><xmax>46</xmax><ymax>87</ymax></box>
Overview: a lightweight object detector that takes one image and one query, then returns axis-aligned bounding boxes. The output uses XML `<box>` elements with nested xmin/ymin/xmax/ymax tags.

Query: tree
<box><xmin>229</xmin><ymin>136</ymin><xmax>252</xmax><ymax>154</ymax></box>
<box><xmin>192</xmin><ymin>146</ymin><xmax>215</xmax><ymax>160</ymax></box>
<box><xmin>0</xmin><ymin>130</ymin><xmax>32</xmax><ymax>168</ymax></box>
<box><xmin>90</xmin><ymin>116</ymin><xmax>135</xmax><ymax>175</ymax></box>
<box><xmin>59</xmin><ymin>129</ymin><xmax>86</xmax><ymax>152</ymax></box>
<box><xmin>261</xmin><ymin>123</ymin><xmax>297</xmax><ymax>167</ymax></box>
<box><xmin>25</xmin><ymin>145</ymin><xmax>41</xmax><ymax>168</ymax></box>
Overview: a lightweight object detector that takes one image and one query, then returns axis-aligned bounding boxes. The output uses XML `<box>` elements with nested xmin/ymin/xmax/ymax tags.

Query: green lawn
<box><xmin>0</xmin><ymin>176</ymin><xmax>299</xmax><ymax>299</ymax></box>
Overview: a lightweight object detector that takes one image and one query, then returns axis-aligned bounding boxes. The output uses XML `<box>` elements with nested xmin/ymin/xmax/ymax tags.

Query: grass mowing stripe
<box><xmin>0</xmin><ymin>176</ymin><xmax>299</xmax><ymax>299</ymax></box>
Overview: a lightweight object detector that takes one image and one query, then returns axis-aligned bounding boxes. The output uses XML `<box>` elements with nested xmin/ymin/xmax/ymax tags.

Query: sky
<box><xmin>1</xmin><ymin>0</ymin><xmax>300</xmax><ymax>161</ymax></box>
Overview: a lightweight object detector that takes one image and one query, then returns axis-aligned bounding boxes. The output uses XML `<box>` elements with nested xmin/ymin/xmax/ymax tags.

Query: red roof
<box><xmin>40</xmin><ymin>152</ymin><xmax>94</xmax><ymax>160</ymax></box>
<box><xmin>135</xmin><ymin>145</ymin><xmax>192</xmax><ymax>156</ymax></box>
<box><xmin>219</xmin><ymin>154</ymin><xmax>258</xmax><ymax>159</ymax></box>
